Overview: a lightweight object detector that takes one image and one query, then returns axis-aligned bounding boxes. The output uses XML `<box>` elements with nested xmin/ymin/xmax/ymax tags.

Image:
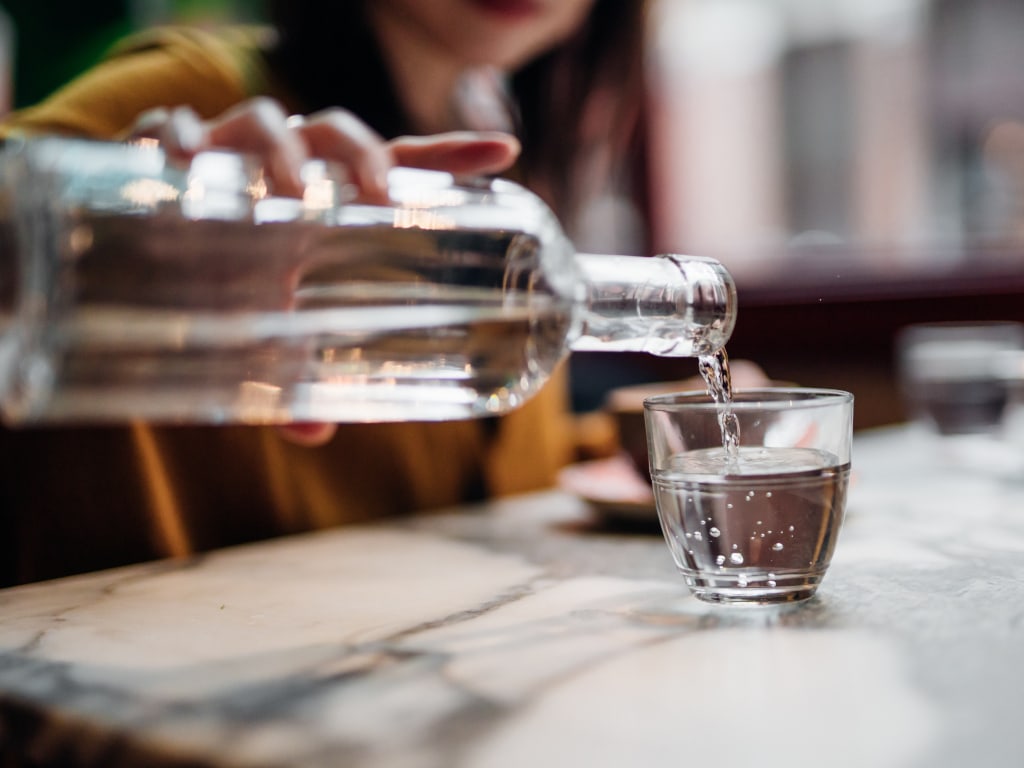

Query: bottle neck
<box><xmin>569</xmin><ymin>253</ymin><xmax>736</xmax><ymax>357</ymax></box>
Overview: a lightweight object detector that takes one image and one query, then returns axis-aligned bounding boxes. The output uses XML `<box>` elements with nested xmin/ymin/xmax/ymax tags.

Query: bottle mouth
<box><xmin>656</xmin><ymin>254</ymin><xmax>737</xmax><ymax>356</ymax></box>
<box><xmin>569</xmin><ymin>253</ymin><xmax>737</xmax><ymax>357</ymax></box>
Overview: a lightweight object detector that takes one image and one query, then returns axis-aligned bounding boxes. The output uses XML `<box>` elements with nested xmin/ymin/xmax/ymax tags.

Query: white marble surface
<box><xmin>2</xmin><ymin>425</ymin><xmax>1024</xmax><ymax>767</ymax></box>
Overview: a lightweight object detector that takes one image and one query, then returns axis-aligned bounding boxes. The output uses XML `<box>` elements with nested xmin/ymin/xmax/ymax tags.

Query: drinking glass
<box><xmin>896</xmin><ymin>321</ymin><xmax>1024</xmax><ymax>437</ymax></box>
<box><xmin>644</xmin><ymin>388</ymin><xmax>854</xmax><ymax>604</ymax></box>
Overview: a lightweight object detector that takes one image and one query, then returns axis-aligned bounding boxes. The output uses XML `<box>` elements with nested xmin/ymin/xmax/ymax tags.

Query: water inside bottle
<box><xmin>11</xmin><ymin>212</ymin><xmax>575</xmax><ymax>423</ymax></box>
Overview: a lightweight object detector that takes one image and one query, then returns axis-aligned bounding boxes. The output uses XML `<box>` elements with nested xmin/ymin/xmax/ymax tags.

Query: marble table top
<box><xmin>2</xmin><ymin>425</ymin><xmax>1024</xmax><ymax>768</ymax></box>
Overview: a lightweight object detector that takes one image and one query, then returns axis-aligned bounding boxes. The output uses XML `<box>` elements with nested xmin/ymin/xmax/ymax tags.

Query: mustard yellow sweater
<box><xmin>0</xmin><ymin>27</ymin><xmax>574</xmax><ymax>585</ymax></box>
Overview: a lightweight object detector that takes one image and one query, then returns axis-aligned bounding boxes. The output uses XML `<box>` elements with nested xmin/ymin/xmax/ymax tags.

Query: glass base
<box><xmin>683</xmin><ymin>568</ymin><xmax>824</xmax><ymax>604</ymax></box>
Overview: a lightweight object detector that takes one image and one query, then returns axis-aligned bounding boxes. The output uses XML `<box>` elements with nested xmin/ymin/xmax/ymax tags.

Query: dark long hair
<box><xmin>265</xmin><ymin>1</ymin><xmax>649</xmax><ymax>234</ymax></box>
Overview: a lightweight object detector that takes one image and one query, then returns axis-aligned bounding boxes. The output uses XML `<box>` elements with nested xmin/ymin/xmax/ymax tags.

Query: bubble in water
<box><xmin>772</xmin><ymin>542</ymin><xmax>784</xmax><ymax>551</ymax></box>
<box><xmin>693</xmin><ymin>531</ymin><xmax>703</xmax><ymax>541</ymax></box>
<box><xmin>729</xmin><ymin>552</ymin><xmax>744</xmax><ymax>565</ymax></box>
<box><xmin>727</xmin><ymin>503</ymin><xmax>733</xmax><ymax>509</ymax></box>
<box><xmin>709</xmin><ymin>527</ymin><xmax>721</xmax><ymax>537</ymax></box>
<box><xmin>685</xmin><ymin>532</ymin><xmax>692</xmax><ymax>539</ymax></box>
<box><xmin>737</xmin><ymin>575</ymin><xmax>748</xmax><ymax>587</ymax></box>
<box><xmin>715</xmin><ymin>554</ymin><xmax>726</xmax><ymax>566</ymax></box>
<box><xmin>767</xmin><ymin>579</ymin><xmax>777</xmax><ymax>587</ymax></box>
<box><xmin>766</xmin><ymin>492</ymin><xmax>773</xmax><ymax>498</ymax></box>
<box><xmin>788</xmin><ymin>525</ymin><xmax>795</xmax><ymax>532</ymax></box>
<box><xmin>732</xmin><ymin>543</ymin><xmax>738</xmax><ymax>550</ymax></box>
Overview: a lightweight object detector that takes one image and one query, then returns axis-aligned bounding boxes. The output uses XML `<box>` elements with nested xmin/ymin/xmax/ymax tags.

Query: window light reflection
<box><xmin>397</xmin><ymin>189</ymin><xmax>468</xmax><ymax>209</ymax></box>
<box><xmin>247</xmin><ymin>171</ymin><xmax>268</xmax><ymax>201</ymax></box>
<box><xmin>184</xmin><ymin>177</ymin><xmax>205</xmax><ymax>205</ymax></box>
<box><xmin>392</xmin><ymin>208</ymin><xmax>457</xmax><ymax>230</ymax></box>
<box><xmin>303</xmin><ymin>176</ymin><xmax>335</xmax><ymax>212</ymax></box>
<box><xmin>119</xmin><ymin>178</ymin><xmax>180</xmax><ymax>208</ymax></box>
<box><xmin>236</xmin><ymin>381</ymin><xmax>283</xmax><ymax>422</ymax></box>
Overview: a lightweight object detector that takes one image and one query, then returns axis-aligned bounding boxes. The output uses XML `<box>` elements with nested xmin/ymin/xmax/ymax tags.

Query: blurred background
<box><xmin>581</xmin><ymin>0</ymin><xmax>1024</xmax><ymax>427</ymax></box>
<box><xmin>0</xmin><ymin>1</ymin><xmax>262</xmax><ymax>111</ymax></box>
<box><xmin>1</xmin><ymin>0</ymin><xmax>1022</xmax><ymax>428</ymax></box>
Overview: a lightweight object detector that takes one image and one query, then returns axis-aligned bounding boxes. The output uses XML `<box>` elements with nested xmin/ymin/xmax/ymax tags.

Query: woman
<box><xmin>0</xmin><ymin>0</ymin><xmax>652</xmax><ymax>585</ymax></box>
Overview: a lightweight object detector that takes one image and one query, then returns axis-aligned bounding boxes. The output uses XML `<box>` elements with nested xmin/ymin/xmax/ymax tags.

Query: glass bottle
<box><xmin>0</xmin><ymin>136</ymin><xmax>736</xmax><ymax>425</ymax></box>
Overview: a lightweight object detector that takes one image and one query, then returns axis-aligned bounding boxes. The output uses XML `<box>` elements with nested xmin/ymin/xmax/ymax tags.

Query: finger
<box><xmin>277</xmin><ymin>422</ymin><xmax>337</xmax><ymax>447</ymax></box>
<box><xmin>389</xmin><ymin>131</ymin><xmax>521</xmax><ymax>176</ymax></box>
<box><xmin>294</xmin><ymin>108</ymin><xmax>392</xmax><ymax>204</ymax></box>
<box><xmin>205</xmin><ymin>97</ymin><xmax>309</xmax><ymax>197</ymax></box>
<box><xmin>124</xmin><ymin>105</ymin><xmax>207</xmax><ymax>158</ymax></box>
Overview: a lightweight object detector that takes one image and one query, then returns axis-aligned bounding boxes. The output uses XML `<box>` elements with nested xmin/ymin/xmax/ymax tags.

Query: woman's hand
<box><xmin>126</xmin><ymin>98</ymin><xmax>522</xmax><ymax>446</ymax></box>
<box><xmin>126</xmin><ymin>98</ymin><xmax>520</xmax><ymax>201</ymax></box>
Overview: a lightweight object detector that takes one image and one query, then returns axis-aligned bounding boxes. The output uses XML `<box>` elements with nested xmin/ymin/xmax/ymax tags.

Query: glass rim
<box><xmin>898</xmin><ymin>320</ymin><xmax>1024</xmax><ymax>335</ymax></box>
<box><xmin>642</xmin><ymin>387</ymin><xmax>854</xmax><ymax>412</ymax></box>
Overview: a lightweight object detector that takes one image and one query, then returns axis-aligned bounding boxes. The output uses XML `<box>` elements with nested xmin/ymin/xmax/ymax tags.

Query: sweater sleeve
<box><xmin>0</xmin><ymin>25</ymin><xmax>275</xmax><ymax>140</ymax></box>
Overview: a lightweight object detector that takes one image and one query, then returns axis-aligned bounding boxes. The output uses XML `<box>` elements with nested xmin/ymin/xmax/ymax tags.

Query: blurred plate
<box><xmin>558</xmin><ymin>455</ymin><xmax>657</xmax><ymax>522</ymax></box>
